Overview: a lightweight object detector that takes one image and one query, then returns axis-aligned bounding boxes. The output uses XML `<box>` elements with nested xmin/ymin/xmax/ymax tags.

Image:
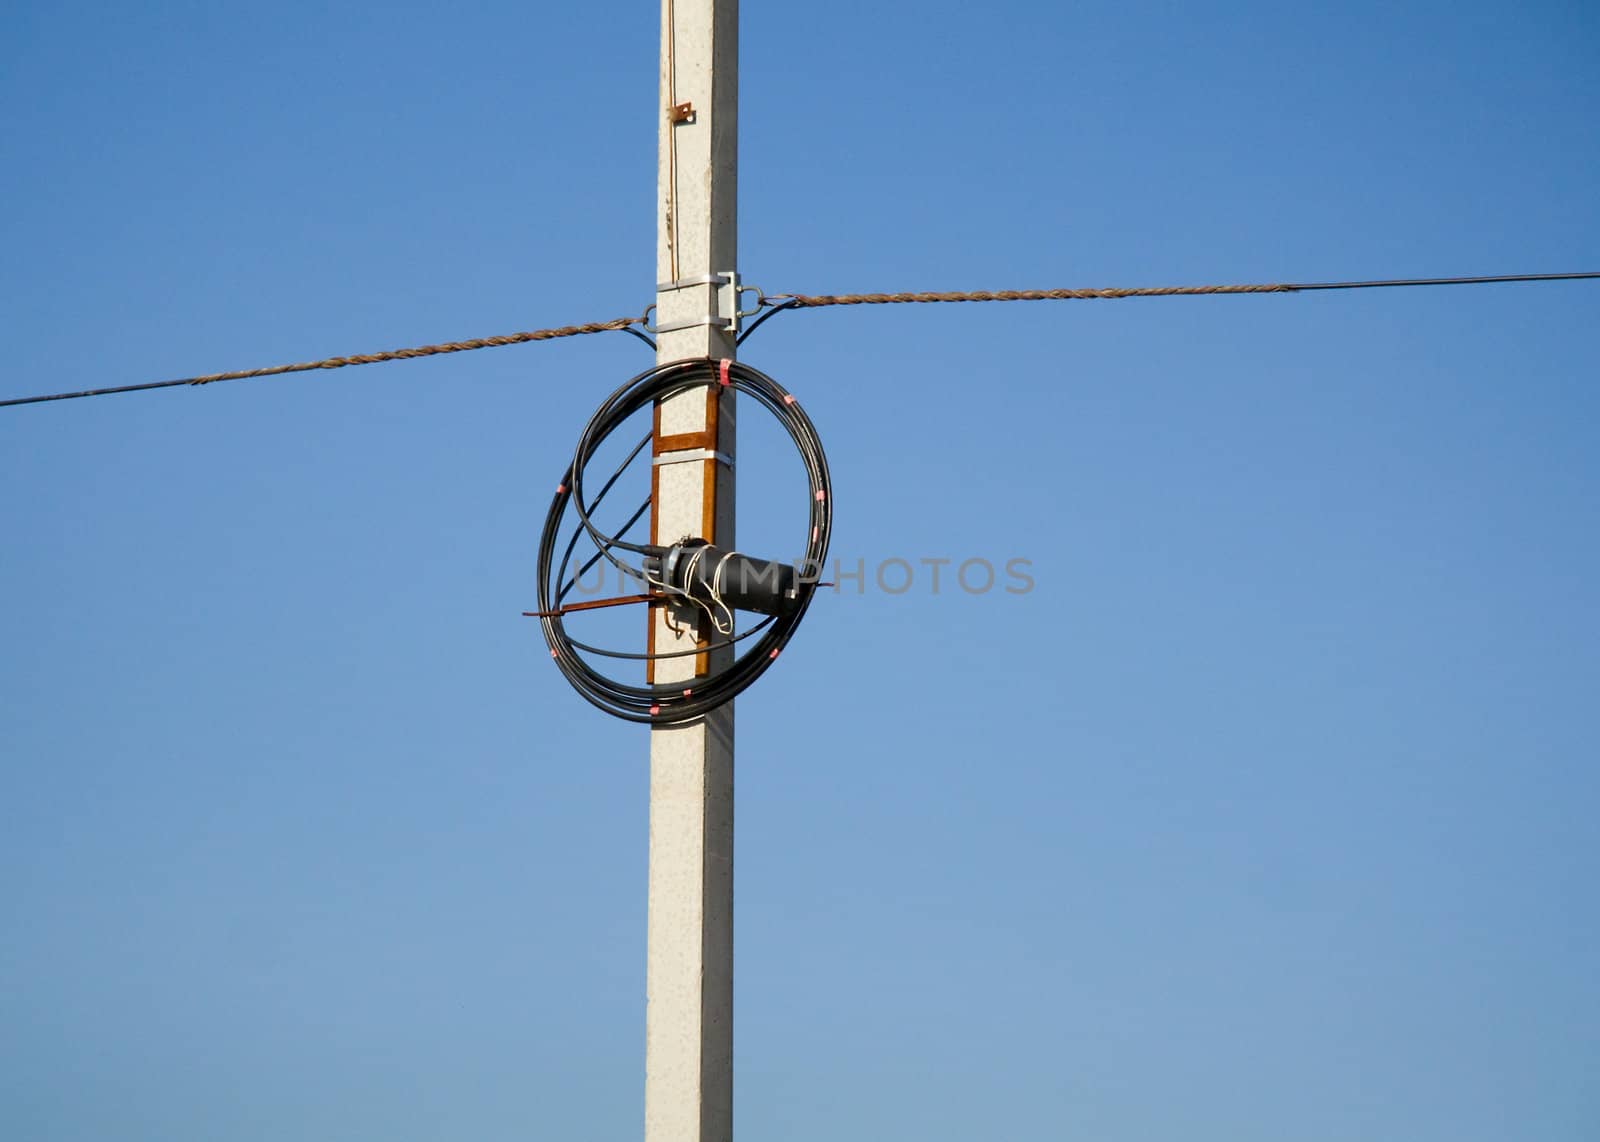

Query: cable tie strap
<box><xmin>719</xmin><ymin>358</ymin><xmax>732</xmax><ymax>386</ymax></box>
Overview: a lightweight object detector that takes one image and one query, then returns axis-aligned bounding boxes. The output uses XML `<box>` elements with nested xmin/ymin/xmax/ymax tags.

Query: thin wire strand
<box><xmin>564</xmin><ymin>614</ymin><xmax>775</xmax><ymax>663</ymax></box>
<box><xmin>560</xmin><ymin>496</ymin><xmax>652</xmax><ymax>603</ymax></box>
<box><xmin>665</xmin><ymin>0</ymin><xmax>680</xmax><ymax>282</ymax></box>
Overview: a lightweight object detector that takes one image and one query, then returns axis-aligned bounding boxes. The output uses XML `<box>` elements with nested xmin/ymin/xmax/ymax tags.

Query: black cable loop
<box><xmin>619</xmin><ymin>325</ymin><xmax>658</xmax><ymax>351</ymax></box>
<box><xmin>536</xmin><ymin>357</ymin><xmax>832</xmax><ymax>725</ymax></box>
<box><xmin>553</xmin><ymin>428</ymin><xmax>653</xmax><ymax>601</ymax></box>
<box><xmin>736</xmin><ymin>298</ymin><xmax>799</xmax><ymax>345</ymax></box>
<box><xmin>557</xmin><ymin>497</ymin><xmax>651</xmax><ymax>605</ymax></box>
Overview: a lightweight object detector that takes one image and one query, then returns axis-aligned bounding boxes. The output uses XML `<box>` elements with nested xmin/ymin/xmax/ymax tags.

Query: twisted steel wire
<box><xmin>0</xmin><ymin>315</ymin><xmax>644</xmax><ymax>408</ymax></box>
<box><xmin>5</xmin><ymin>272</ymin><xmax>1595</xmax><ymax>410</ymax></box>
<box><xmin>777</xmin><ymin>283</ymin><xmax>1297</xmax><ymax>306</ymax></box>
<box><xmin>772</xmin><ymin>273</ymin><xmax>1600</xmax><ymax>310</ymax></box>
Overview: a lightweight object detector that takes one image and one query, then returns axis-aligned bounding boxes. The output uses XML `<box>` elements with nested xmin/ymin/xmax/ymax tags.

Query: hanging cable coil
<box><xmin>536</xmin><ymin>358</ymin><xmax>831</xmax><ymax>724</ymax></box>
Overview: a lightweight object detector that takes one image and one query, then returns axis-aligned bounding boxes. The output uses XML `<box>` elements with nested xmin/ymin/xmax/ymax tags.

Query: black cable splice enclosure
<box><xmin>652</xmin><ymin>540</ymin><xmax>802</xmax><ymax>618</ymax></box>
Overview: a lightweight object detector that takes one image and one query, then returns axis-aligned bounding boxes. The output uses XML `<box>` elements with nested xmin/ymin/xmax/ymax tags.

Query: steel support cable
<box><xmin>0</xmin><ymin>315</ymin><xmax>646</xmax><ymax>408</ymax></box>
<box><xmin>537</xmin><ymin>357</ymin><xmax>832</xmax><ymax>725</ymax></box>
<box><xmin>765</xmin><ymin>271</ymin><xmax>1600</xmax><ymax>311</ymax></box>
<box><xmin>4</xmin><ymin>272</ymin><xmax>1595</xmax><ymax>409</ymax></box>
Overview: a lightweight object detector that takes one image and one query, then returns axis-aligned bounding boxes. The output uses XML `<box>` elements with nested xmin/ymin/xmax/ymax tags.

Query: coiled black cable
<box><xmin>537</xmin><ymin>358</ymin><xmax>832</xmax><ymax>724</ymax></box>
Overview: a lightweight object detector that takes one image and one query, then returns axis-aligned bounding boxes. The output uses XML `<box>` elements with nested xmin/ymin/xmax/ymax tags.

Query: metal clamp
<box><xmin>655</xmin><ymin>272</ymin><xmax>734</xmax><ymax>293</ymax></box>
<box><xmin>652</xmin><ymin>448</ymin><xmax>734</xmax><ymax>469</ymax></box>
<box><xmin>643</xmin><ymin>273</ymin><xmax>766</xmax><ymax>337</ymax></box>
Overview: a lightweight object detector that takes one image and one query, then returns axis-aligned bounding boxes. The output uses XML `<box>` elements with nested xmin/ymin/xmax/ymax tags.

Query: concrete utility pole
<box><xmin>646</xmin><ymin>2</ymin><xmax>736</xmax><ymax>1141</ymax></box>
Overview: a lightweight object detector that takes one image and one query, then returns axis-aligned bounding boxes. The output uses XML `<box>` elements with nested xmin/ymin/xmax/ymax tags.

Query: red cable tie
<box><xmin>718</xmin><ymin>358</ymin><xmax>732</xmax><ymax>386</ymax></box>
<box><xmin>550</xmin><ymin>648</ymin><xmax>559</xmax><ymax>659</ymax></box>
<box><xmin>814</xmin><ymin>489</ymin><xmax>826</xmax><ymax>502</ymax></box>
<box><xmin>556</xmin><ymin>483</ymin><xmax>566</xmax><ymax>494</ymax></box>
<box><xmin>683</xmin><ymin>688</ymin><xmax>692</xmax><ymax>697</ymax></box>
<box><xmin>650</xmin><ymin>704</ymin><xmax>661</xmax><ymax>716</ymax></box>
<box><xmin>769</xmin><ymin>648</ymin><xmax>780</xmax><ymax>660</ymax></box>
<box><xmin>783</xmin><ymin>393</ymin><xmax>796</xmax><ymax>405</ymax></box>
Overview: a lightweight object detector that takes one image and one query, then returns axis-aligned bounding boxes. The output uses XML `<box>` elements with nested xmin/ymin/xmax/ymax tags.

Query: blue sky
<box><xmin>2</xmin><ymin>2</ymin><xmax>1598</xmax><ymax>1139</ymax></box>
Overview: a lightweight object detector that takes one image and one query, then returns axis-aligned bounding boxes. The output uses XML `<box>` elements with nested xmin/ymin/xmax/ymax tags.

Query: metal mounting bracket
<box><xmin>643</xmin><ymin>272</ymin><xmax>764</xmax><ymax>337</ymax></box>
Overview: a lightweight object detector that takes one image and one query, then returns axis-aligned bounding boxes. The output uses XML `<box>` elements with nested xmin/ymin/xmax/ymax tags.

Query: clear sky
<box><xmin>2</xmin><ymin>2</ymin><xmax>1597</xmax><ymax>1140</ymax></box>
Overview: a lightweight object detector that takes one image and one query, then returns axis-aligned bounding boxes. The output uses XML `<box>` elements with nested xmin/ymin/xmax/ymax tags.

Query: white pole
<box><xmin>646</xmin><ymin>2</ymin><xmax>736</xmax><ymax>1141</ymax></box>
